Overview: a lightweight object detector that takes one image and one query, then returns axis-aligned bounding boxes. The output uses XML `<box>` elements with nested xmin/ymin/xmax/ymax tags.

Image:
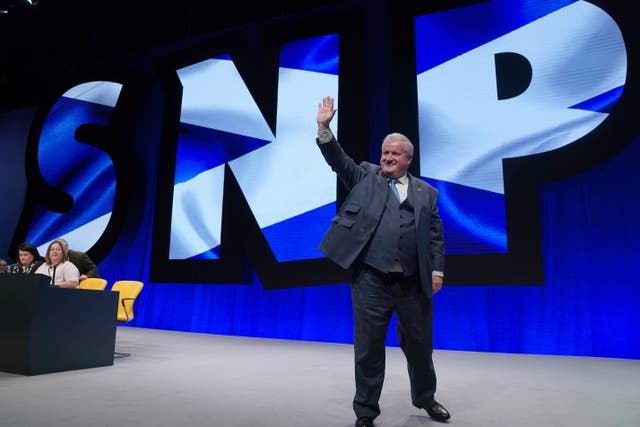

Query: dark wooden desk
<box><xmin>0</xmin><ymin>274</ymin><xmax>119</xmax><ymax>375</ymax></box>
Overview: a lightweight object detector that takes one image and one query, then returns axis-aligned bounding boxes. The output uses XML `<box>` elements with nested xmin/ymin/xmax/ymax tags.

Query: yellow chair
<box><xmin>78</xmin><ymin>278</ymin><xmax>108</xmax><ymax>290</ymax></box>
<box><xmin>111</xmin><ymin>280</ymin><xmax>144</xmax><ymax>323</ymax></box>
<box><xmin>111</xmin><ymin>280</ymin><xmax>144</xmax><ymax>358</ymax></box>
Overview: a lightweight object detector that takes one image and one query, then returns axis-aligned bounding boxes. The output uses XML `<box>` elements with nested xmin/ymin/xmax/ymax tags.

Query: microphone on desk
<box><xmin>49</xmin><ymin>264</ymin><xmax>58</xmax><ymax>287</ymax></box>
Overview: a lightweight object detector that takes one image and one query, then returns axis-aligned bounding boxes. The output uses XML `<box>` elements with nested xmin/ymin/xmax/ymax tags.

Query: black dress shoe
<box><xmin>355</xmin><ymin>416</ymin><xmax>374</xmax><ymax>427</ymax></box>
<box><xmin>425</xmin><ymin>402</ymin><xmax>451</xmax><ymax>421</ymax></box>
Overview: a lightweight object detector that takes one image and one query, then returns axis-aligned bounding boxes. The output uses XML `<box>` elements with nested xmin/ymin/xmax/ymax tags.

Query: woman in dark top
<box><xmin>5</xmin><ymin>242</ymin><xmax>44</xmax><ymax>274</ymax></box>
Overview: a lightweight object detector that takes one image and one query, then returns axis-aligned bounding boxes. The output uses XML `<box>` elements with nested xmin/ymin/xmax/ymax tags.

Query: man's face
<box><xmin>380</xmin><ymin>139</ymin><xmax>412</xmax><ymax>179</ymax></box>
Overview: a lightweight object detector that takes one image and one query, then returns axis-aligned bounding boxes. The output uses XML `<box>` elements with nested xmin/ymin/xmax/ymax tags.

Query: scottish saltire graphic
<box><xmin>26</xmin><ymin>81</ymin><xmax>122</xmax><ymax>254</ymax></box>
<box><xmin>170</xmin><ymin>34</ymin><xmax>339</xmax><ymax>261</ymax></box>
<box><xmin>416</xmin><ymin>0</ymin><xmax>626</xmax><ymax>254</ymax></box>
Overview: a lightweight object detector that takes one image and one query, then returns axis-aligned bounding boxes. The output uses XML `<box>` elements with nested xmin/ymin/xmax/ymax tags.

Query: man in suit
<box><xmin>56</xmin><ymin>238</ymin><xmax>101</xmax><ymax>281</ymax></box>
<box><xmin>315</xmin><ymin>96</ymin><xmax>449</xmax><ymax>426</ymax></box>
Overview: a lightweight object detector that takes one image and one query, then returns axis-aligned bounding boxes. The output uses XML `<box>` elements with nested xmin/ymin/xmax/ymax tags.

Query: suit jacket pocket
<box><xmin>343</xmin><ymin>203</ymin><xmax>361</xmax><ymax>215</ymax></box>
<box><xmin>332</xmin><ymin>215</ymin><xmax>355</xmax><ymax>228</ymax></box>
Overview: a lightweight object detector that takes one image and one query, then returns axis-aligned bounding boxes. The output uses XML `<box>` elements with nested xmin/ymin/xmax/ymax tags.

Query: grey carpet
<box><xmin>1</xmin><ymin>327</ymin><xmax>639</xmax><ymax>427</ymax></box>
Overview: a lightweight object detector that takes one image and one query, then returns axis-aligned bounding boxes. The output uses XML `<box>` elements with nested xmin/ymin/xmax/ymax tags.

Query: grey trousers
<box><xmin>351</xmin><ymin>266</ymin><xmax>436</xmax><ymax>419</ymax></box>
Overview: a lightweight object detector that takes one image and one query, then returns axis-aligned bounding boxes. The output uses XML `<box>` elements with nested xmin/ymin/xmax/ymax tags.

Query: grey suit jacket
<box><xmin>317</xmin><ymin>136</ymin><xmax>445</xmax><ymax>297</ymax></box>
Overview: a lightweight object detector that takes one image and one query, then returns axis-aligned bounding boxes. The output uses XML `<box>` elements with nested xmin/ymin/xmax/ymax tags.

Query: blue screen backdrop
<box><xmin>11</xmin><ymin>0</ymin><xmax>639</xmax><ymax>360</ymax></box>
<box><xmin>120</xmin><ymin>134</ymin><xmax>640</xmax><ymax>359</ymax></box>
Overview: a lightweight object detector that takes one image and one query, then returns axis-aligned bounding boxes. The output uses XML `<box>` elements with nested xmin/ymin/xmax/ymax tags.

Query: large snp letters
<box><xmin>170</xmin><ymin>34</ymin><xmax>339</xmax><ymax>262</ymax></box>
<box><xmin>18</xmin><ymin>0</ymin><xmax>627</xmax><ymax>287</ymax></box>
<box><xmin>24</xmin><ymin>82</ymin><xmax>123</xmax><ymax>255</ymax></box>
<box><xmin>416</xmin><ymin>0</ymin><xmax>625</xmax><ymax>255</ymax></box>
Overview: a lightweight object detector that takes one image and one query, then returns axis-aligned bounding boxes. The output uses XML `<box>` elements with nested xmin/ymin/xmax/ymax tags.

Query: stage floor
<box><xmin>1</xmin><ymin>326</ymin><xmax>639</xmax><ymax>427</ymax></box>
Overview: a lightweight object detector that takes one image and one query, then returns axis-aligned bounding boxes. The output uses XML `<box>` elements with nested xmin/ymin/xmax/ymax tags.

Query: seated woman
<box><xmin>35</xmin><ymin>239</ymin><xmax>80</xmax><ymax>288</ymax></box>
<box><xmin>6</xmin><ymin>242</ymin><xmax>44</xmax><ymax>274</ymax></box>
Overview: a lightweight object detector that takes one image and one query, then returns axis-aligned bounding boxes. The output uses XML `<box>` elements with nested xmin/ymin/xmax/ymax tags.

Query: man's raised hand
<box><xmin>317</xmin><ymin>96</ymin><xmax>337</xmax><ymax>129</ymax></box>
